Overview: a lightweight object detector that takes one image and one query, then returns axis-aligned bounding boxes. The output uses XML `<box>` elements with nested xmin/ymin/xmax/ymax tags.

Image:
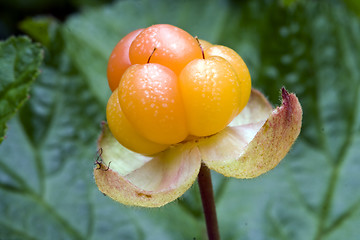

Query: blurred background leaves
<box><xmin>0</xmin><ymin>0</ymin><xmax>360</xmax><ymax>239</ymax></box>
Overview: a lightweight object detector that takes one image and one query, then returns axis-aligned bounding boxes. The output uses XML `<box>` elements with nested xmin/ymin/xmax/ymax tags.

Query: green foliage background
<box><xmin>1</xmin><ymin>0</ymin><xmax>360</xmax><ymax>239</ymax></box>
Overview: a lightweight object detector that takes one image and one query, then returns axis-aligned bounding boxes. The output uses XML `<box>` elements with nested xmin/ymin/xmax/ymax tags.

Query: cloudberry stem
<box><xmin>198</xmin><ymin>163</ymin><xmax>220</xmax><ymax>240</ymax></box>
<box><xmin>195</xmin><ymin>37</ymin><xmax>205</xmax><ymax>60</ymax></box>
<box><xmin>147</xmin><ymin>47</ymin><xmax>157</xmax><ymax>63</ymax></box>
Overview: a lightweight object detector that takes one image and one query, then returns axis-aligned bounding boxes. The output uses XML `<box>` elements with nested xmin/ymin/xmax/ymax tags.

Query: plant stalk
<box><xmin>198</xmin><ymin>163</ymin><xmax>220</xmax><ymax>240</ymax></box>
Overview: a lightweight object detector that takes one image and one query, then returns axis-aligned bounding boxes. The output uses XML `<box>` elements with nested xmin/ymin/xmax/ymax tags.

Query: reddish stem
<box><xmin>198</xmin><ymin>163</ymin><xmax>220</xmax><ymax>240</ymax></box>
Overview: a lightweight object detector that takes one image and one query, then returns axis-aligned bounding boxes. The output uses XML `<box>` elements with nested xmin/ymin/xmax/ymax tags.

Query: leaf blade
<box><xmin>0</xmin><ymin>36</ymin><xmax>43</xmax><ymax>144</ymax></box>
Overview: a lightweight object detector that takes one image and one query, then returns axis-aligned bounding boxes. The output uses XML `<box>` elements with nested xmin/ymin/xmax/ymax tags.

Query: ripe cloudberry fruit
<box><xmin>106</xmin><ymin>24</ymin><xmax>251</xmax><ymax>155</ymax></box>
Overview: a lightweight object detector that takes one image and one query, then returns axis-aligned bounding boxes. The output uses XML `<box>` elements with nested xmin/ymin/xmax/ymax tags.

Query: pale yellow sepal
<box><xmin>95</xmin><ymin>125</ymin><xmax>201</xmax><ymax>207</ymax></box>
<box><xmin>198</xmin><ymin>88</ymin><xmax>302</xmax><ymax>178</ymax></box>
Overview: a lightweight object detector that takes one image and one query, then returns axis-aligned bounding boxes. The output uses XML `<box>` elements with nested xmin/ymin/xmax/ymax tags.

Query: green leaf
<box><xmin>280</xmin><ymin>0</ymin><xmax>301</xmax><ymax>7</ymax></box>
<box><xmin>1</xmin><ymin>0</ymin><xmax>360</xmax><ymax>239</ymax></box>
<box><xmin>19</xmin><ymin>17</ymin><xmax>58</xmax><ymax>48</ymax></box>
<box><xmin>344</xmin><ymin>0</ymin><xmax>360</xmax><ymax>16</ymax></box>
<box><xmin>0</xmin><ymin>36</ymin><xmax>43</xmax><ymax>144</ymax></box>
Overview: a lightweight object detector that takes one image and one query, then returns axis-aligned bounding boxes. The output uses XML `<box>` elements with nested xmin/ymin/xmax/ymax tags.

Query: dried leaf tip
<box><xmin>281</xmin><ymin>87</ymin><xmax>290</xmax><ymax>105</ymax></box>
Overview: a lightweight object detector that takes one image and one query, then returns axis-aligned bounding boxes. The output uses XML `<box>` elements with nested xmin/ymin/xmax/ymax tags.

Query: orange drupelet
<box><xmin>106</xmin><ymin>88</ymin><xmax>169</xmax><ymax>155</ymax></box>
<box><xmin>107</xmin><ymin>28</ymin><xmax>144</xmax><ymax>91</ymax></box>
<box><xmin>179</xmin><ymin>56</ymin><xmax>242</xmax><ymax>136</ymax></box>
<box><xmin>205</xmin><ymin>45</ymin><xmax>251</xmax><ymax>113</ymax></box>
<box><xmin>129</xmin><ymin>24</ymin><xmax>203</xmax><ymax>75</ymax></box>
<box><xmin>118</xmin><ymin>63</ymin><xmax>188</xmax><ymax>145</ymax></box>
